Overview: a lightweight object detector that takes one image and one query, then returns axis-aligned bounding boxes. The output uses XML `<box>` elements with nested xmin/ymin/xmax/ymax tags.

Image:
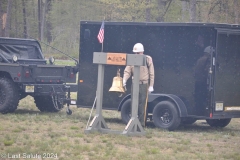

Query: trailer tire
<box><xmin>153</xmin><ymin>101</ymin><xmax>180</xmax><ymax>131</ymax></box>
<box><xmin>34</xmin><ymin>95</ymin><xmax>64</xmax><ymax>112</ymax></box>
<box><xmin>206</xmin><ymin>118</ymin><xmax>231</xmax><ymax>128</ymax></box>
<box><xmin>121</xmin><ymin>99</ymin><xmax>131</xmax><ymax>124</ymax></box>
<box><xmin>0</xmin><ymin>77</ymin><xmax>19</xmax><ymax>114</ymax></box>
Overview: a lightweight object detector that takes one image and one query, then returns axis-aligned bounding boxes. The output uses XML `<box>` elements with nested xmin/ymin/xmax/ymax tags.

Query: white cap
<box><xmin>204</xmin><ymin>46</ymin><xmax>214</xmax><ymax>54</ymax></box>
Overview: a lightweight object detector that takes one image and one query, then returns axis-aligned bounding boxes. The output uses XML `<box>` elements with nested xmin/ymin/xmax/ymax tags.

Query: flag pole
<box><xmin>101</xmin><ymin>17</ymin><xmax>105</xmax><ymax>52</ymax></box>
<box><xmin>97</xmin><ymin>18</ymin><xmax>105</xmax><ymax>52</ymax></box>
<box><xmin>101</xmin><ymin>41</ymin><xmax>103</xmax><ymax>52</ymax></box>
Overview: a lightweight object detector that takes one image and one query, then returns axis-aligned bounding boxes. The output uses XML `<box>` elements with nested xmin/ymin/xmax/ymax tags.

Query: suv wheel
<box><xmin>0</xmin><ymin>77</ymin><xmax>19</xmax><ymax>113</ymax></box>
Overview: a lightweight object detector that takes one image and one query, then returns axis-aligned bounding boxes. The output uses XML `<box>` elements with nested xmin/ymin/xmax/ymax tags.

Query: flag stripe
<box><xmin>97</xmin><ymin>21</ymin><xmax>104</xmax><ymax>43</ymax></box>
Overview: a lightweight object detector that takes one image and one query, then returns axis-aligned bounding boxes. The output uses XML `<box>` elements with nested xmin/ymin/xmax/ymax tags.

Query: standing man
<box><xmin>123</xmin><ymin>43</ymin><xmax>155</xmax><ymax>127</ymax></box>
<box><xmin>194</xmin><ymin>46</ymin><xmax>213</xmax><ymax>115</ymax></box>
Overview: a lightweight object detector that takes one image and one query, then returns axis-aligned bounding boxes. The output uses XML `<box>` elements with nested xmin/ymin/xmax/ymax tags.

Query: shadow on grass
<box><xmin>177</xmin><ymin>122</ymin><xmax>240</xmax><ymax>132</ymax></box>
<box><xmin>104</xmin><ymin>117</ymin><xmax>123</xmax><ymax>124</ymax></box>
<box><xmin>13</xmin><ymin>108</ymin><xmax>67</xmax><ymax>115</ymax></box>
<box><xmin>94</xmin><ymin>118</ymin><xmax>227</xmax><ymax>132</ymax></box>
<box><xmin>144</xmin><ymin>121</ymin><xmax>240</xmax><ymax>133</ymax></box>
<box><xmin>14</xmin><ymin>109</ymin><xmax>42</xmax><ymax>114</ymax></box>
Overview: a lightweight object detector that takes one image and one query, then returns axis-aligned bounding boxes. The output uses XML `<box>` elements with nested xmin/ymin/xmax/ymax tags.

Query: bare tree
<box><xmin>181</xmin><ymin>1</ymin><xmax>187</xmax><ymax>22</ymax></box>
<box><xmin>45</xmin><ymin>0</ymin><xmax>52</xmax><ymax>43</ymax></box>
<box><xmin>0</xmin><ymin>1</ymin><xmax>3</xmax><ymax>36</ymax></box>
<box><xmin>22</xmin><ymin>0</ymin><xmax>27</xmax><ymax>38</ymax></box>
<box><xmin>156</xmin><ymin>0</ymin><xmax>172</xmax><ymax>22</ymax></box>
<box><xmin>145</xmin><ymin>0</ymin><xmax>151</xmax><ymax>22</ymax></box>
<box><xmin>13</xmin><ymin>1</ymin><xmax>18</xmax><ymax>37</ymax></box>
<box><xmin>234</xmin><ymin>0</ymin><xmax>239</xmax><ymax>24</ymax></box>
<box><xmin>38</xmin><ymin>0</ymin><xmax>41</xmax><ymax>40</ymax></box>
<box><xmin>224</xmin><ymin>0</ymin><xmax>229</xmax><ymax>23</ymax></box>
<box><xmin>5</xmin><ymin>0</ymin><xmax>12</xmax><ymax>37</ymax></box>
<box><xmin>41</xmin><ymin>0</ymin><xmax>47</xmax><ymax>41</ymax></box>
<box><xmin>189</xmin><ymin>0</ymin><xmax>196</xmax><ymax>22</ymax></box>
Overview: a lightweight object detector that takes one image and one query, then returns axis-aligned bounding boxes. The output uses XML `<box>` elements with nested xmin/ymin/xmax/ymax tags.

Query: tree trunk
<box><xmin>181</xmin><ymin>1</ymin><xmax>187</xmax><ymax>22</ymax></box>
<box><xmin>0</xmin><ymin>1</ymin><xmax>3</xmax><ymax>36</ymax></box>
<box><xmin>41</xmin><ymin>0</ymin><xmax>46</xmax><ymax>41</ymax></box>
<box><xmin>46</xmin><ymin>0</ymin><xmax>52</xmax><ymax>43</ymax></box>
<box><xmin>22</xmin><ymin>0</ymin><xmax>27</xmax><ymax>38</ymax></box>
<box><xmin>234</xmin><ymin>0</ymin><xmax>239</xmax><ymax>24</ymax></box>
<box><xmin>156</xmin><ymin>0</ymin><xmax>166</xmax><ymax>22</ymax></box>
<box><xmin>5</xmin><ymin>0</ymin><xmax>12</xmax><ymax>37</ymax></box>
<box><xmin>14</xmin><ymin>0</ymin><xmax>18</xmax><ymax>37</ymax></box>
<box><xmin>225</xmin><ymin>0</ymin><xmax>228</xmax><ymax>23</ymax></box>
<box><xmin>38</xmin><ymin>0</ymin><xmax>41</xmax><ymax>40</ymax></box>
<box><xmin>189</xmin><ymin>0</ymin><xmax>196</xmax><ymax>22</ymax></box>
<box><xmin>145</xmin><ymin>0</ymin><xmax>151</xmax><ymax>22</ymax></box>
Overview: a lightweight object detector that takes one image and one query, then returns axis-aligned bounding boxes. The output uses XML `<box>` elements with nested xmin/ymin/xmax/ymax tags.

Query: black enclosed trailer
<box><xmin>77</xmin><ymin>21</ymin><xmax>240</xmax><ymax>130</ymax></box>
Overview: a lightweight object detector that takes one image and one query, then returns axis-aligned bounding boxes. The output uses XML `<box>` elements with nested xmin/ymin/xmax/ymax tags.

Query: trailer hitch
<box><xmin>65</xmin><ymin>85</ymin><xmax>72</xmax><ymax>115</ymax></box>
<box><xmin>50</xmin><ymin>85</ymin><xmax>72</xmax><ymax>115</ymax></box>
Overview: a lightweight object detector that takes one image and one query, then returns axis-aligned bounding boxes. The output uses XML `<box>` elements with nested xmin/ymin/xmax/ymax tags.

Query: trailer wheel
<box><xmin>152</xmin><ymin>101</ymin><xmax>180</xmax><ymax>131</ymax></box>
<box><xmin>34</xmin><ymin>95</ymin><xmax>64</xmax><ymax>112</ymax></box>
<box><xmin>121</xmin><ymin>99</ymin><xmax>131</xmax><ymax>124</ymax></box>
<box><xmin>0</xmin><ymin>77</ymin><xmax>19</xmax><ymax>114</ymax></box>
<box><xmin>206</xmin><ymin>118</ymin><xmax>231</xmax><ymax>128</ymax></box>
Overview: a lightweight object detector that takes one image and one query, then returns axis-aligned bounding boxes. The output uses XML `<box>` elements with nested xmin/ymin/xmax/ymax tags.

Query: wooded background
<box><xmin>0</xmin><ymin>0</ymin><xmax>239</xmax><ymax>57</ymax></box>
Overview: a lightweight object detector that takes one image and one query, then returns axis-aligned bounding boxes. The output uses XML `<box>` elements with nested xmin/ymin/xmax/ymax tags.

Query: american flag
<box><xmin>97</xmin><ymin>21</ymin><xmax>104</xmax><ymax>43</ymax></box>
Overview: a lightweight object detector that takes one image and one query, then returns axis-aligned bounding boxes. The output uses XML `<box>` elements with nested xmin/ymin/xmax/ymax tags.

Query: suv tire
<box><xmin>34</xmin><ymin>95</ymin><xmax>64</xmax><ymax>112</ymax></box>
<box><xmin>0</xmin><ymin>77</ymin><xmax>19</xmax><ymax>113</ymax></box>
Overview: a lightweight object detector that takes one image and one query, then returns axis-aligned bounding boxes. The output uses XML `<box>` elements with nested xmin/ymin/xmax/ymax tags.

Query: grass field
<box><xmin>0</xmin><ymin>96</ymin><xmax>240</xmax><ymax>160</ymax></box>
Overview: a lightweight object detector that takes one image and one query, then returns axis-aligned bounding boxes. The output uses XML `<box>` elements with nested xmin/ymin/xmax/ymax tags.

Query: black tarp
<box><xmin>0</xmin><ymin>38</ymin><xmax>44</xmax><ymax>61</ymax></box>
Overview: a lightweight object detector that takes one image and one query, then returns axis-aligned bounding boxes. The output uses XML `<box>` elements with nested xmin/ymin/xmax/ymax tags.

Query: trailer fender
<box><xmin>118</xmin><ymin>93</ymin><xmax>188</xmax><ymax>117</ymax></box>
<box><xmin>148</xmin><ymin>94</ymin><xmax>188</xmax><ymax>117</ymax></box>
<box><xmin>118</xmin><ymin>94</ymin><xmax>131</xmax><ymax>111</ymax></box>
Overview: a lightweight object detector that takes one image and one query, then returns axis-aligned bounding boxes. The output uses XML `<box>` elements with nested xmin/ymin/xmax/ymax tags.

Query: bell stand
<box><xmin>84</xmin><ymin>52</ymin><xmax>146</xmax><ymax>136</ymax></box>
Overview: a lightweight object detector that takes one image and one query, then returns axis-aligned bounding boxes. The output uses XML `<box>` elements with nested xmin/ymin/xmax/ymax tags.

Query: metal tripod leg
<box><xmin>122</xmin><ymin>117</ymin><xmax>145</xmax><ymax>136</ymax></box>
<box><xmin>85</xmin><ymin>64</ymin><xmax>108</xmax><ymax>133</ymax></box>
<box><xmin>122</xmin><ymin>66</ymin><xmax>145</xmax><ymax>136</ymax></box>
<box><xmin>85</xmin><ymin>114</ymin><xmax>108</xmax><ymax>133</ymax></box>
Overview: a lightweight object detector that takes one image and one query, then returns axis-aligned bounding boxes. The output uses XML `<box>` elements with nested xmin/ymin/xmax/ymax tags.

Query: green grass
<box><xmin>54</xmin><ymin>60</ymin><xmax>76</xmax><ymax>66</ymax></box>
<box><xmin>0</xmin><ymin>96</ymin><xmax>240</xmax><ymax>160</ymax></box>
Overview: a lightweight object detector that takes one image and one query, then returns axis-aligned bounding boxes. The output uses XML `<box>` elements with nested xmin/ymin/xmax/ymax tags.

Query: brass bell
<box><xmin>109</xmin><ymin>69</ymin><xmax>125</xmax><ymax>93</ymax></box>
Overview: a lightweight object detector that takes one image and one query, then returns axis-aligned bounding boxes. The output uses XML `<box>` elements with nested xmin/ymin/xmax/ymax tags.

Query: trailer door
<box><xmin>214</xmin><ymin>28</ymin><xmax>240</xmax><ymax>117</ymax></box>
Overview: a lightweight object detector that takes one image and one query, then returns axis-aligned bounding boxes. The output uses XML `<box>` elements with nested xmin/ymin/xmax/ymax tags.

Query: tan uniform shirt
<box><xmin>123</xmin><ymin>55</ymin><xmax>154</xmax><ymax>87</ymax></box>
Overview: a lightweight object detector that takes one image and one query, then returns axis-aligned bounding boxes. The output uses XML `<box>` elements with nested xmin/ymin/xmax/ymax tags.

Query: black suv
<box><xmin>0</xmin><ymin>37</ymin><xmax>78</xmax><ymax>114</ymax></box>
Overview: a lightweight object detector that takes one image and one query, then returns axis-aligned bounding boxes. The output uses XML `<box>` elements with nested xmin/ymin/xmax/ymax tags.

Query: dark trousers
<box><xmin>194</xmin><ymin>81</ymin><xmax>208</xmax><ymax>115</ymax></box>
<box><xmin>131</xmin><ymin>83</ymin><xmax>148</xmax><ymax>127</ymax></box>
